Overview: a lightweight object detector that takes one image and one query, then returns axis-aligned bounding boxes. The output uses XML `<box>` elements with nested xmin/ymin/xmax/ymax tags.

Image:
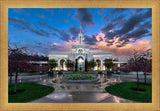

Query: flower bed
<box><xmin>65</xmin><ymin>71</ymin><xmax>97</xmax><ymax>74</ymax></box>
<box><xmin>66</xmin><ymin>75</ymin><xmax>96</xmax><ymax>80</ymax></box>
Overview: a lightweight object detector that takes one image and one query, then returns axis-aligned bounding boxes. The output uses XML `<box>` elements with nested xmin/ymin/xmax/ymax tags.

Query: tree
<box><xmin>128</xmin><ymin>51</ymin><xmax>142</xmax><ymax>90</ymax></box>
<box><xmin>8</xmin><ymin>45</ymin><xmax>30</xmax><ymax>93</ymax></box>
<box><xmin>75</xmin><ymin>59</ymin><xmax>78</xmax><ymax>71</ymax></box>
<box><xmin>104</xmin><ymin>59</ymin><xmax>114</xmax><ymax>71</ymax></box>
<box><xmin>139</xmin><ymin>50</ymin><xmax>152</xmax><ymax>84</ymax></box>
<box><xmin>119</xmin><ymin>65</ymin><xmax>132</xmax><ymax>73</ymax></box>
<box><xmin>48</xmin><ymin>59</ymin><xmax>57</xmax><ymax>71</ymax></box>
<box><xmin>112</xmin><ymin>58</ymin><xmax>119</xmax><ymax>61</ymax></box>
<box><xmin>65</xmin><ymin>59</ymin><xmax>74</xmax><ymax>71</ymax></box>
<box><xmin>87</xmin><ymin>59</ymin><xmax>96</xmax><ymax>71</ymax></box>
<box><xmin>85</xmin><ymin>58</ymin><xmax>88</xmax><ymax>72</ymax></box>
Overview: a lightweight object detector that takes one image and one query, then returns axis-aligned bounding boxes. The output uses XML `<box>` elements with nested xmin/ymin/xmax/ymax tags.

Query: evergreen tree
<box><xmin>75</xmin><ymin>59</ymin><xmax>78</xmax><ymax>72</ymax></box>
<box><xmin>104</xmin><ymin>59</ymin><xmax>114</xmax><ymax>71</ymax></box>
<box><xmin>85</xmin><ymin>58</ymin><xmax>88</xmax><ymax>72</ymax></box>
<box><xmin>48</xmin><ymin>59</ymin><xmax>57</xmax><ymax>71</ymax></box>
<box><xmin>65</xmin><ymin>59</ymin><xmax>74</xmax><ymax>71</ymax></box>
<box><xmin>88</xmin><ymin>59</ymin><xmax>96</xmax><ymax>70</ymax></box>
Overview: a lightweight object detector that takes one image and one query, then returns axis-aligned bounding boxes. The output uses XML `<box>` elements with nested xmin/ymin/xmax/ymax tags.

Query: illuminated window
<box><xmin>78</xmin><ymin>49</ymin><xmax>83</xmax><ymax>53</ymax></box>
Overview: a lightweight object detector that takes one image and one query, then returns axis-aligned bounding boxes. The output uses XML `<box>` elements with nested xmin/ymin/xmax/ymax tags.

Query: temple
<box><xmin>47</xmin><ymin>24</ymin><xmax>126</xmax><ymax>71</ymax></box>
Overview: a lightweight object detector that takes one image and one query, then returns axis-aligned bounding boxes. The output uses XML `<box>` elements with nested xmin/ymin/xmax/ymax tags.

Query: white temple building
<box><xmin>48</xmin><ymin>25</ymin><xmax>127</xmax><ymax>71</ymax></box>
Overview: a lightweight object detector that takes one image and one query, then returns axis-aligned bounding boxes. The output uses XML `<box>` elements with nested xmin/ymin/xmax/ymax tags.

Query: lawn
<box><xmin>65</xmin><ymin>71</ymin><xmax>97</xmax><ymax>74</ymax></box>
<box><xmin>105</xmin><ymin>82</ymin><xmax>152</xmax><ymax>102</ymax></box>
<box><xmin>9</xmin><ymin>83</ymin><xmax>54</xmax><ymax>103</ymax></box>
<box><xmin>66</xmin><ymin>75</ymin><xmax>96</xmax><ymax>80</ymax></box>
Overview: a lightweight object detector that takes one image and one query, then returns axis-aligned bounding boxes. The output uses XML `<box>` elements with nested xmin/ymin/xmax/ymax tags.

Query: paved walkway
<box><xmin>29</xmin><ymin>91</ymin><xmax>138</xmax><ymax>103</ymax></box>
<box><xmin>9</xmin><ymin>73</ymin><xmax>151</xmax><ymax>103</ymax></box>
<box><xmin>29</xmin><ymin>77</ymin><xmax>139</xmax><ymax>103</ymax></box>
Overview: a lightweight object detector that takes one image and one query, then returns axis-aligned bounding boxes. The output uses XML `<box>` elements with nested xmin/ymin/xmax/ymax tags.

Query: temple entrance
<box><xmin>77</xmin><ymin>56</ymin><xmax>85</xmax><ymax>71</ymax></box>
<box><xmin>60</xmin><ymin>59</ymin><xmax>65</xmax><ymax>71</ymax></box>
<box><xmin>96</xmin><ymin>59</ymin><xmax>101</xmax><ymax>71</ymax></box>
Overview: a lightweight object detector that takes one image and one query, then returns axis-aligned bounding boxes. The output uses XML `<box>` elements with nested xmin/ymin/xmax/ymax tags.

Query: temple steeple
<box><xmin>78</xmin><ymin>22</ymin><xmax>83</xmax><ymax>45</ymax></box>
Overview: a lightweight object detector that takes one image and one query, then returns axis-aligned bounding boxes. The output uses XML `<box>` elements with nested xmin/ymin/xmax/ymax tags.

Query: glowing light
<box><xmin>113</xmin><ymin>79</ymin><xmax>117</xmax><ymax>82</ymax></box>
<box><xmin>78</xmin><ymin>58</ymin><xmax>83</xmax><ymax>63</ymax></box>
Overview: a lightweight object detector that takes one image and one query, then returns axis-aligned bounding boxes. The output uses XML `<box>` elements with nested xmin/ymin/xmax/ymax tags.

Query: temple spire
<box><xmin>78</xmin><ymin>22</ymin><xmax>83</xmax><ymax>45</ymax></box>
<box><xmin>80</xmin><ymin>22</ymin><xmax>82</xmax><ymax>33</ymax></box>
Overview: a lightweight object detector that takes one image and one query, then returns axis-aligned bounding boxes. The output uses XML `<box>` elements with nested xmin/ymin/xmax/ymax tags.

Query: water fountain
<box><xmin>19</xmin><ymin>76</ymin><xmax>22</xmax><ymax>83</ymax></box>
<box><xmin>113</xmin><ymin>78</ymin><xmax>117</xmax><ymax>82</ymax></box>
<box><xmin>40</xmin><ymin>75</ymin><xmax>42</xmax><ymax>81</ymax></box>
<box><xmin>118</xmin><ymin>75</ymin><xmax>122</xmax><ymax>82</ymax></box>
<box><xmin>100</xmin><ymin>74</ymin><xmax>104</xmax><ymax>89</ymax></box>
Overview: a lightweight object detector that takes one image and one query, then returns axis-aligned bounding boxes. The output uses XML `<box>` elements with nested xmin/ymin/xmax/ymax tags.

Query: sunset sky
<box><xmin>8</xmin><ymin>8</ymin><xmax>152</xmax><ymax>61</ymax></box>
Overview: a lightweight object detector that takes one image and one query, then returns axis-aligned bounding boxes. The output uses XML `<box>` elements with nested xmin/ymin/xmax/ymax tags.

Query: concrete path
<box><xmin>29</xmin><ymin>91</ymin><xmax>138</xmax><ymax>103</ymax></box>
<box><xmin>9</xmin><ymin>73</ymin><xmax>151</xmax><ymax>103</ymax></box>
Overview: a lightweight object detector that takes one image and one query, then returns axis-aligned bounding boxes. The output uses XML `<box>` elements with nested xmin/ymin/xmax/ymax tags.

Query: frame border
<box><xmin>0</xmin><ymin>0</ymin><xmax>159</xmax><ymax>111</ymax></box>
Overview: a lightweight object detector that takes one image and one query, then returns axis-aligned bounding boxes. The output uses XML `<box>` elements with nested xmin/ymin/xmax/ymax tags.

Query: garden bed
<box><xmin>64</xmin><ymin>71</ymin><xmax>97</xmax><ymax>74</ymax></box>
<box><xmin>62</xmin><ymin>75</ymin><xmax>99</xmax><ymax>83</ymax></box>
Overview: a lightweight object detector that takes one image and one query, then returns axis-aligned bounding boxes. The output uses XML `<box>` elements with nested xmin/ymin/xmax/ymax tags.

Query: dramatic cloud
<box><xmin>9</xmin><ymin>17</ymin><xmax>50</xmax><ymax>37</ymax></box>
<box><xmin>98</xmin><ymin>8</ymin><xmax>106</xmax><ymax>15</ymax></box>
<box><xmin>121</xmin><ymin>28</ymin><xmax>149</xmax><ymax>41</ymax></box>
<box><xmin>89</xmin><ymin>32</ymin><xmax>152</xmax><ymax>60</ymax></box>
<box><xmin>101</xmin><ymin>9</ymin><xmax>152</xmax><ymax>46</ymax></box>
<box><xmin>28</xmin><ymin>28</ymin><xmax>49</xmax><ymax>37</ymax></box>
<box><xmin>111</xmin><ymin>15</ymin><xmax>125</xmax><ymax>25</ymax></box>
<box><xmin>52</xmin><ymin>28</ymin><xmax>71</xmax><ymax>42</ymax></box>
<box><xmin>49</xmin><ymin>32</ymin><xmax>151</xmax><ymax>60</ymax></box>
<box><xmin>101</xmin><ymin>23</ymin><xmax>114</xmax><ymax>33</ymax></box>
<box><xmin>74</xmin><ymin>8</ymin><xmax>95</xmax><ymax>27</ymax></box>
<box><xmin>8</xmin><ymin>8</ymin><xmax>152</xmax><ymax>60</ymax></box>
<box><xmin>142</xmin><ymin>9</ymin><xmax>152</xmax><ymax>18</ymax></box>
<box><xmin>110</xmin><ymin>8</ymin><xmax>129</xmax><ymax>13</ymax></box>
<box><xmin>13</xmin><ymin>24</ymin><xmax>26</xmax><ymax>30</ymax></box>
<box><xmin>11</xmin><ymin>8</ymin><xmax>30</xmax><ymax>15</ymax></box>
<box><xmin>116</xmin><ymin>15</ymin><xmax>143</xmax><ymax>35</ymax></box>
<box><xmin>140</xmin><ymin>21</ymin><xmax>152</xmax><ymax>29</ymax></box>
<box><xmin>68</xmin><ymin>26</ymin><xmax>81</xmax><ymax>40</ymax></box>
<box><xmin>84</xmin><ymin>35</ymin><xmax>98</xmax><ymax>45</ymax></box>
<box><xmin>9</xmin><ymin>17</ymin><xmax>31</xmax><ymax>27</ymax></box>
<box><xmin>50</xmin><ymin>40</ymin><xmax>78</xmax><ymax>52</ymax></box>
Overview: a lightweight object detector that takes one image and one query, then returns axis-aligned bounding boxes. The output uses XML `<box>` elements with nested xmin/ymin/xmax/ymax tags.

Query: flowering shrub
<box><xmin>119</xmin><ymin>65</ymin><xmax>132</xmax><ymax>73</ymax></box>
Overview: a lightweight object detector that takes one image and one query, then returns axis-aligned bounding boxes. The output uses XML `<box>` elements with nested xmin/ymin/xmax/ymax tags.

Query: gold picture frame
<box><xmin>0</xmin><ymin>0</ymin><xmax>160</xmax><ymax>111</ymax></box>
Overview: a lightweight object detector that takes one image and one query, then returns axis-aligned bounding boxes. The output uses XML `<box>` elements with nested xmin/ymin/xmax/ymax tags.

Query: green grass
<box><xmin>65</xmin><ymin>71</ymin><xmax>96</xmax><ymax>74</ymax></box>
<box><xmin>105</xmin><ymin>82</ymin><xmax>152</xmax><ymax>102</ymax></box>
<box><xmin>9</xmin><ymin>83</ymin><xmax>54</xmax><ymax>103</ymax></box>
<box><xmin>66</xmin><ymin>75</ymin><xmax>96</xmax><ymax>80</ymax></box>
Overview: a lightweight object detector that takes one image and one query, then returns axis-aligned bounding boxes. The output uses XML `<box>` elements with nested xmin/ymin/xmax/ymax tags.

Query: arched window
<box><xmin>78</xmin><ymin>49</ymin><xmax>83</xmax><ymax>53</ymax></box>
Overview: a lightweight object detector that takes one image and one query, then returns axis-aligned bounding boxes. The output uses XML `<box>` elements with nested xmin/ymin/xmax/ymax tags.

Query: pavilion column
<box><xmin>94</xmin><ymin>66</ymin><xmax>96</xmax><ymax>71</ymax></box>
<box><xmin>100</xmin><ymin>60</ymin><xmax>103</xmax><ymax>71</ymax></box>
<box><xmin>117</xmin><ymin>63</ymin><xmax>120</xmax><ymax>67</ymax></box>
<box><xmin>64</xmin><ymin>61</ymin><xmax>68</xmax><ymax>71</ymax></box>
<box><xmin>58</xmin><ymin>60</ymin><xmax>60</xmax><ymax>71</ymax></box>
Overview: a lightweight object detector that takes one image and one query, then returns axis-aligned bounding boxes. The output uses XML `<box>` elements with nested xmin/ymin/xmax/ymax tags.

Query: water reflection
<box><xmin>43</xmin><ymin>79</ymin><xmax>47</xmax><ymax>84</ymax></box>
<box><xmin>42</xmin><ymin>71</ymin><xmax>124</xmax><ymax>92</ymax></box>
<box><xmin>60</xmin><ymin>74</ymin><xmax>63</xmax><ymax>79</ymax></box>
<box><xmin>113</xmin><ymin>78</ymin><xmax>117</xmax><ymax>82</ymax></box>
